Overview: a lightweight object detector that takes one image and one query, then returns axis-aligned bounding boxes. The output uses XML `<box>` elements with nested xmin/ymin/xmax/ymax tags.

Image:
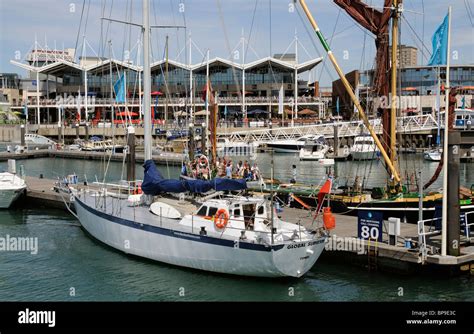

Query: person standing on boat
<box><xmin>180</xmin><ymin>162</ymin><xmax>187</xmax><ymax>176</ymax></box>
<box><xmin>290</xmin><ymin>165</ymin><xmax>297</xmax><ymax>183</ymax></box>
<box><xmin>226</xmin><ymin>162</ymin><xmax>232</xmax><ymax>178</ymax></box>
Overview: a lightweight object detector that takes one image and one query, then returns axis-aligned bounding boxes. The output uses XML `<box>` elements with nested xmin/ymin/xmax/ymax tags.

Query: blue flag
<box><xmin>23</xmin><ymin>104</ymin><xmax>28</xmax><ymax>117</ymax></box>
<box><xmin>113</xmin><ymin>73</ymin><xmax>126</xmax><ymax>103</ymax></box>
<box><xmin>427</xmin><ymin>14</ymin><xmax>449</xmax><ymax>66</ymax></box>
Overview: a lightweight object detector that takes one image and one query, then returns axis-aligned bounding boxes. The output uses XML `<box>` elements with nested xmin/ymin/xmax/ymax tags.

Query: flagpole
<box><xmin>441</xmin><ymin>6</ymin><xmax>451</xmax><ymax>257</ymax></box>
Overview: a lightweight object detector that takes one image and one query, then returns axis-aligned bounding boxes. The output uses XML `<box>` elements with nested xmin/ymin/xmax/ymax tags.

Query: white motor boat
<box><xmin>299</xmin><ymin>137</ymin><xmax>330</xmax><ymax>161</ymax></box>
<box><xmin>81</xmin><ymin>140</ymin><xmax>125</xmax><ymax>153</ymax></box>
<box><xmin>24</xmin><ymin>133</ymin><xmax>56</xmax><ymax>147</ymax></box>
<box><xmin>350</xmin><ymin>135</ymin><xmax>380</xmax><ymax>160</ymax></box>
<box><xmin>266</xmin><ymin>134</ymin><xmax>321</xmax><ymax>153</ymax></box>
<box><xmin>0</xmin><ymin>172</ymin><xmax>26</xmax><ymax>208</ymax></box>
<box><xmin>423</xmin><ymin>148</ymin><xmax>442</xmax><ymax>161</ymax></box>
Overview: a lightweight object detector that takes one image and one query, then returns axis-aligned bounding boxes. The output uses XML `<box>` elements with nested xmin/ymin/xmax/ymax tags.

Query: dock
<box><xmin>0</xmin><ymin>149</ymin><xmax>183</xmax><ymax>165</ymax></box>
<box><xmin>18</xmin><ymin>175</ymin><xmax>474</xmax><ymax>275</ymax></box>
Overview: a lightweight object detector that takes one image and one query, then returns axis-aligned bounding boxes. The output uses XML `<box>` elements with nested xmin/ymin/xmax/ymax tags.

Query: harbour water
<box><xmin>0</xmin><ymin>155</ymin><xmax>473</xmax><ymax>301</ymax></box>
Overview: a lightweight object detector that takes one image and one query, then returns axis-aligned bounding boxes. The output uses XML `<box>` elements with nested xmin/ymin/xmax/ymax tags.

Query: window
<box><xmin>233</xmin><ymin>209</ymin><xmax>241</xmax><ymax>217</ymax></box>
<box><xmin>258</xmin><ymin>205</ymin><xmax>264</xmax><ymax>215</ymax></box>
<box><xmin>208</xmin><ymin>207</ymin><xmax>218</xmax><ymax>217</ymax></box>
<box><xmin>197</xmin><ymin>206</ymin><xmax>208</xmax><ymax>216</ymax></box>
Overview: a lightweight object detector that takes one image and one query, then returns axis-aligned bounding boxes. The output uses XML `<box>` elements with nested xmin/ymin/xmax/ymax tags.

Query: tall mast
<box><xmin>298</xmin><ymin>0</ymin><xmax>401</xmax><ymax>183</ymax></box>
<box><xmin>390</xmin><ymin>0</ymin><xmax>401</xmax><ymax>171</ymax></box>
<box><xmin>441</xmin><ymin>6</ymin><xmax>452</xmax><ymax>257</ymax></box>
<box><xmin>143</xmin><ymin>0</ymin><xmax>152</xmax><ymax>161</ymax></box>
<box><xmin>205</xmin><ymin>49</ymin><xmax>210</xmax><ymax>157</ymax></box>
<box><xmin>189</xmin><ymin>33</ymin><xmax>193</xmax><ymax>121</ymax></box>
<box><xmin>165</xmin><ymin>35</ymin><xmax>169</xmax><ymax>123</ymax></box>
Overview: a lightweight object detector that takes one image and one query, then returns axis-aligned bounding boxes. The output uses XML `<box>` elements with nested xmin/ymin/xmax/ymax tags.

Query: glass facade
<box><xmin>361</xmin><ymin>66</ymin><xmax>474</xmax><ymax>95</ymax></box>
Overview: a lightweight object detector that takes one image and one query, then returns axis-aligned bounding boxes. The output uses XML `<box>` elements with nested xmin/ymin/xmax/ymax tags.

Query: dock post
<box><xmin>126</xmin><ymin>126</ymin><xmax>136</xmax><ymax>182</ymax></box>
<box><xmin>85</xmin><ymin>123</ymin><xmax>89</xmax><ymax>141</ymax></box>
<box><xmin>75</xmin><ymin>123</ymin><xmax>80</xmax><ymax>139</ymax></box>
<box><xmin>201</xmin><ymin>123</ymin><xmax>207</xmax><ymax>157</ymax></box>
<box><xmin>447</xmin><ymin>131</ymin><xmax>460</xmax><ymax>256</ymax></box>
<box><xmin>57</xmin><ymin>122</ymin><xmax>61</xmax><ymax>143</ymax></box>
<box><xmin>20</xmin><ymin>125</ymin><xmax>25</xmax><ymax>146</ymax></box>
<box><xmin>333</xmin><ymin>124</ymin><xmax>339</xmax><ymax>155</ymax></box>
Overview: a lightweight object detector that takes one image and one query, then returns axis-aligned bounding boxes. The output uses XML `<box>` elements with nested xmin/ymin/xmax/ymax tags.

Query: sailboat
<box><xmin>70</xmin><ymin>0</ymin><xmax>328</xmax><ymax>278</ymax></box>
<box><xmin>298</xmin><ymin>0</ymin><xmax>474</xmax><ymax>224</ymax></box>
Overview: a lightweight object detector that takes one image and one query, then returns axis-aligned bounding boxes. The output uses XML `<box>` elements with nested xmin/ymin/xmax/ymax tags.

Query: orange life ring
<box><xmin>214</xmin><ymin>208</ymin><xmax>229</xmax><ymax>229</ymax></box>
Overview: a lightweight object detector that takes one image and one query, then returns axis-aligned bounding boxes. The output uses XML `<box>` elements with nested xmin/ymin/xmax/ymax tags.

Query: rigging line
<box><xmin>464</xmin><ymin>0</ymin><xmax>474</xmax><ymax>26</ymax></box>
<box><xmin>401</xmin><ymin>15</ymin><xmax>432</xmax><ymax>62</ymax></box>
<box><xmin>216</xmin><ymin>0</ymin><xmax>243</xmax><ymax>100</ymax></box>
<box><xmin>245</xmin><ymin>0</ymin><xmax>259</xmax><ymax>61</ymax></box>
<box><xmin>421</xmin><ymin>0</ymin><xmax>425</xmax><ymax>69</ymax></box>
<box><xmin>269</xmin><ymin>0</ymin><xmax>272</xmax><ymax>57</ymax></box>
<box><xmin>83</xmin><ymin>0</ymin><xmax>92</xmax><ymax>39</ymax></box>
<box><xmin>74</xmin><ymin>0</ymin><xmax>86</xmax><ymax>59</ymax></box>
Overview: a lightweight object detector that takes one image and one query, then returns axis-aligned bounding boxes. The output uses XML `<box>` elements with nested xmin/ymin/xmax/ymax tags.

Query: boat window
<box><xmin>208</xmin><ymin>207</ymin><xmax>218</xmax><ymax>217</ymax></box>
<box><xmin>257</xmin><ymin>205</ymin><xmax>264</xmax><ymax>215</ymax></box>
<box><xmin>233</xmin><ymin>209</ymin><xmax>241</xmax><ymax>217</ymax></box>
<box><xmin>197</xmin><ymin>206</ymin><xmax>208</xmax><ymax>216</ymax></box>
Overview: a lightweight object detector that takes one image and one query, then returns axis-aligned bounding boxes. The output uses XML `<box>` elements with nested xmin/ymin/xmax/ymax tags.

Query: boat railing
<box><xmin>461</xmin><ymin>211</ymin><xmax>474</xmax><ymax>238</ymax></box>
<box><xmin>188</xmin><ymin>213</ymin><xmax>314</xmax><ymax>244</ymax></box>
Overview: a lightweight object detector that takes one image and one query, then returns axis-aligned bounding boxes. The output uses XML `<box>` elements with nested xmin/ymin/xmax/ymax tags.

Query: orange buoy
<box><xmin>323</xmin><ymin>207</ymin><xmax>336</xmax><ymax>230</ymax></box>
<box><xmin>214</xmin><ymin>208</ymin><xmax>229</xmax><ymax>229</ymax></box>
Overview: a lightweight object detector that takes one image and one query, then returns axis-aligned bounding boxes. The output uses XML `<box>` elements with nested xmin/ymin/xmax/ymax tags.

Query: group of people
<box><xmin>182</xmin><ymin>156</ymin><xmax>261</xmax><ymax>182</ymax></box>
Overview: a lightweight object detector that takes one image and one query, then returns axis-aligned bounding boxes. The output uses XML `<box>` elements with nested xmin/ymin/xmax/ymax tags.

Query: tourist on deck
<box><xmin>225</xmin><ymin>162</ymin><xmax>232</xmax><ymax>178</ymax></box>
<box><xmin>251</xmin><ymin>163</ymin><xmax>260</xmax><ymax>181</ymax></box>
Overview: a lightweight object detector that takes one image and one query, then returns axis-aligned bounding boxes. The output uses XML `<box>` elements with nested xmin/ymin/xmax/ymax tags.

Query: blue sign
<box><xmin>32</xmin><ymin>80</ymin><xmax>37</xmax><ymax>86</ymax></box>
<box><xmin>358</xmin><ymin>210</ymin><xmax>383</xmax><ymax>242</ymax></box>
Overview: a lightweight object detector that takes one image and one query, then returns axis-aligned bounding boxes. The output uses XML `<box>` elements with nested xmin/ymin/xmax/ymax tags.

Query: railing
<box><xmin>461</xmin><ymin>211</ymin><xmax>474</xmax><ymax>238</ymax></box>
<box><xmin>417</xmin><ymin>216</ymin><xmax>442</xmax><ymax>262</ymax></box>
<box><xmin>225</xmin><ymin>114</ymin><xmax>439</xmax><ymax>143</ymax></box>
<box><xmin>12</xmin><ymin>96</ymin><xmax>325</xmax><ymax>107</ymax></box>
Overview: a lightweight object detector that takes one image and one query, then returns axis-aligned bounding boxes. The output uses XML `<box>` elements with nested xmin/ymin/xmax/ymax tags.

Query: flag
<box><xmin>114</xmin><ymin>73</ymin><xmax>126</xmax><ymax>103</ymax></box>
<box><xmin>201</xmin><ymin>80</ymin><xmax>215</xmax><ymax>105</ymax></box>
<box><xmin>316</xmin><ymin>179</ymin><xmax>332</xmax><ymax>214</ymax></box>
<box><xmin>23</xmin><ymin>103</ymin><xmax>28</xmax><ymax>117</ymax></box>
<box><xmin>336</xmin><ymin>96</ymin><xmax>340</xmax><ymax>117</ymax></box>
<box><xmin>427</xmin><ymin>14</ymin><xmax>449</xmax><ymax>66</ymax></box>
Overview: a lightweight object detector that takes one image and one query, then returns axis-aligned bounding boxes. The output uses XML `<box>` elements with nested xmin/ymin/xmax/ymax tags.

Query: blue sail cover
<box><xmin>141</xmin><ymin>160</ymin><xmax>247</xmax><ymax>195</ymax></box>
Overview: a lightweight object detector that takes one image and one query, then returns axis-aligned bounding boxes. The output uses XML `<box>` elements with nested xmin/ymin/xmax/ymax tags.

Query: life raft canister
<box><xmin>133</xmin><ymin>184</ymin><xmax>142</xmax><ymax>195</ymax></box>
<box><xmin>214</xmin><ymin>208</ymin><xmax>229</xmax><ymax>229</ymax></box>
<box><xmin>322</xmin><ymin>207</ymin><xmax>336</xmax><ymax>230</ymax></box>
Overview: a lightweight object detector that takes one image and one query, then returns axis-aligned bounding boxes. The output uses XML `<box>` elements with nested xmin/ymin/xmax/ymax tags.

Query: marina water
<box><xmin>0</xmin><ymin>155</ymin><xmax>473</xmax><ymax>301</ymax></box>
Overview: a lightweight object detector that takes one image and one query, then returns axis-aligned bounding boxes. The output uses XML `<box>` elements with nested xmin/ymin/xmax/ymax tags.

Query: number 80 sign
<box><xmin>357</xmin><ymin>211</ymin><xmax>383</xmax><ymax>242</ymax></box>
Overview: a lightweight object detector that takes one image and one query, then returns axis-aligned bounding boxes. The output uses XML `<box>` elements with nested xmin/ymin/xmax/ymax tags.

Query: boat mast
<box><xmin>165</xmin><ymin>35</ymin><xmax>169</xmax><ymax>123</ymax></box>
<box><xmin>143</xmin><ymin>0</ymin><xmax>152</xmax><ymax>161</ymax></box>
<box><xmin>298</xmin><ymin>0</ymin><xmax>401</xmax><ymax>183</ymax></box>
<box><xmin>390</xmin><ymin>0</ymin><xmax>401</xmax><ymax>171</ymax></box>
<box><xmin>441</xmin><ymin>6</ymin><xmax>452</xmax><ymax>257</ymax></box>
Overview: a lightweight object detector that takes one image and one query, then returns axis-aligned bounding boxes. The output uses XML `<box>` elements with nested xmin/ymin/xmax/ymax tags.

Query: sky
<box><xmin>0</xmin><ymin>0</ymin><xmax>473</xmax><ymax>86</ymax></box>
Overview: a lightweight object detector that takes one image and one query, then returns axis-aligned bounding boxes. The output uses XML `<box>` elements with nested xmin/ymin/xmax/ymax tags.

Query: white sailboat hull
<box><xmin>74</xmin><ymin>196</ymin><xmax>326</xmax><ymax>277</ymax></box>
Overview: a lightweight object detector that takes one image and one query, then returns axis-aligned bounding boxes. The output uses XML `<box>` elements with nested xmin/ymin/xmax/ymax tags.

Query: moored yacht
<box><xmin>0</xmin><ymin>172</ymin><xmax>26</xmax><ymax>208</ymax></box>
<box><xmin>299</xmin><ymin>136</ymin><xmax>330</xmax><ymax>161</ymax></box>
<box><xmin>266</xmin><ymin>134</ymin><xmax>322</xmax><ymax>153</ymax></box>
<box><xmin>72</xmin><ymin>161</ymin><xmax>329</xmax><ymax>277</ymax></box>
<box><xmin>350</xmin><ymin>135</ymin><xmax>380</xmax><ymax>160</ymax></box>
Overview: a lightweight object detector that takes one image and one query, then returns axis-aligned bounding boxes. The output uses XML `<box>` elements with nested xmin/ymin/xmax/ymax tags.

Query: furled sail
<box><xmin>141</xmin><ymin>160</ymin><xmax>247</xmax><ymax>195</ymax></box>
